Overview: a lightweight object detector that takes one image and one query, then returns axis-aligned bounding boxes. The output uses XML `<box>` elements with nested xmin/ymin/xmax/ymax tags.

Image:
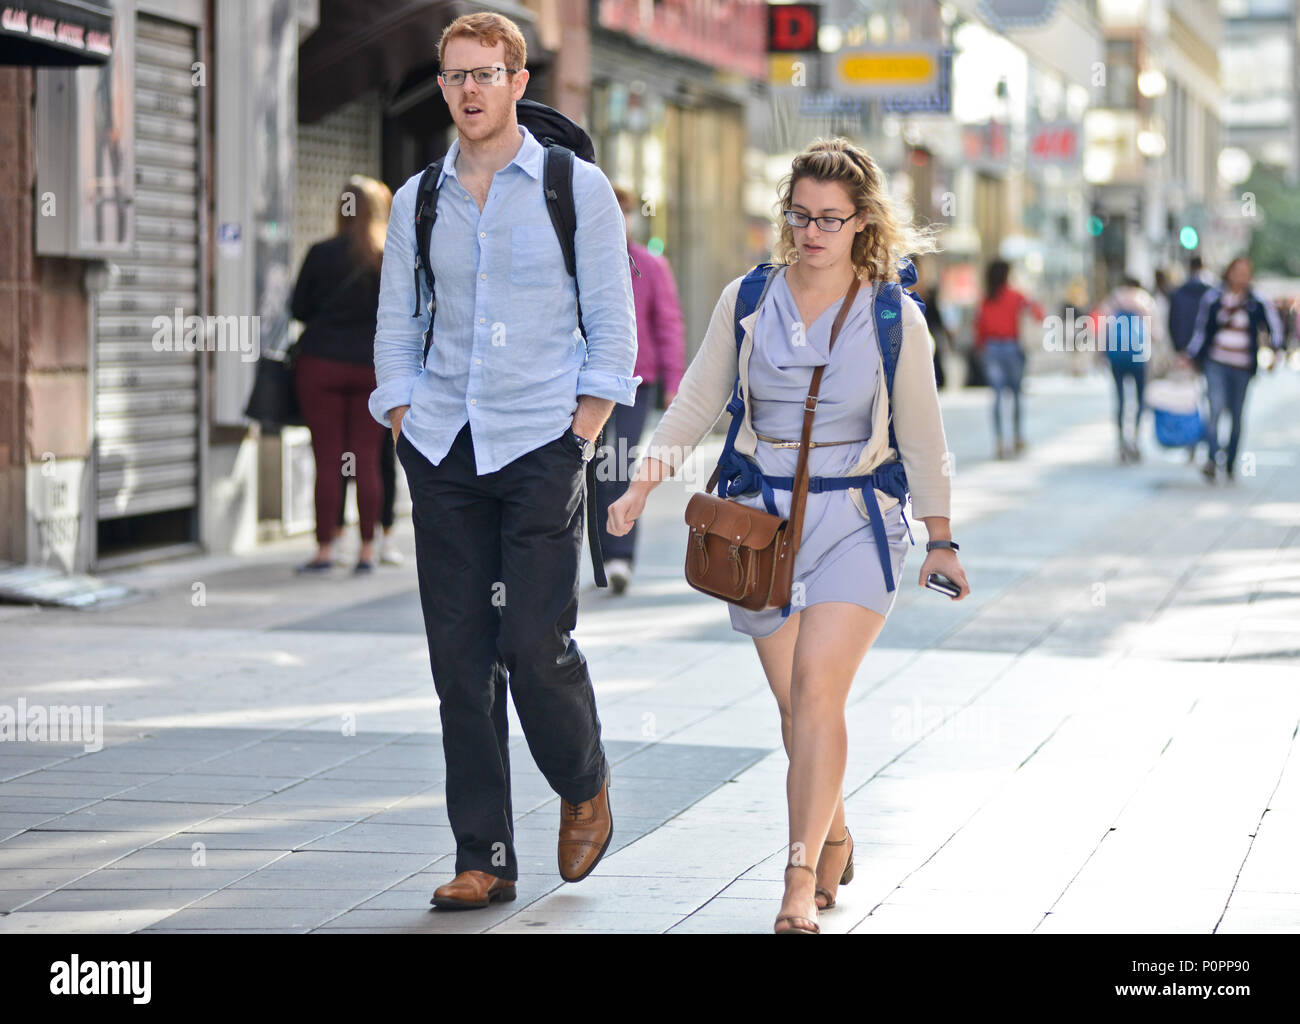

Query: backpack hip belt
<box><xmin>684</xmin><ymin>258</ymin><xmax>925</xmax><ymax>616</ymax></box>
<box><xmin>684</xmin><ymin>276</ymin><xmax>861</xmax><ymax>614</ymax></box>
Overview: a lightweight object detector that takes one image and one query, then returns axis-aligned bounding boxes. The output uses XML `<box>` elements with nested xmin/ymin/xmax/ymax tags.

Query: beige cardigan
<box><xmin>638</xmin><ymin>269</ymin><xmax>951</xmax><ymax>521</ymax></box>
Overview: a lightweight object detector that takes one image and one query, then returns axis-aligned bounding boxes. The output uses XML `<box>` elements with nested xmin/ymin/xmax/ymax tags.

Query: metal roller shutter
<box><xmin>94</xmin><ymin>14</ymin><xmax>200</xmax><ymax>522</ymax></box>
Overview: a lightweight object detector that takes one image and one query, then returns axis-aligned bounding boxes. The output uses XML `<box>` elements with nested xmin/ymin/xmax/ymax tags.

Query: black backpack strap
<box><xmin>541</xmin><ymin>144</ymin><xmax>610</xmax><ymax>587</ymax></box>
<box><xmin>542</xmin><ymin>145</ymin><xmax>584</xmax><ymax>337</ymax></box>
<box><xmin>413</xmin><ymin>160</ymin><xmax>443</xmax><ymax>359</ymax></box>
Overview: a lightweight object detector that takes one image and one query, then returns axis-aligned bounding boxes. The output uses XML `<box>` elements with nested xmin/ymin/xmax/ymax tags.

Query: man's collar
<box><xmin>437</xmin><ymin>123</ymin><xmax>543</xmax><ymax>188</ymax></box>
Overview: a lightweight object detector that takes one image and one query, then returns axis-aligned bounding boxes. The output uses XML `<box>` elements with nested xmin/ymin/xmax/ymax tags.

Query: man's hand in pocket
<box><xmin>390</xmin><ymin>405</ymin><xmax>410</xmax><ymax>443</ymax></box>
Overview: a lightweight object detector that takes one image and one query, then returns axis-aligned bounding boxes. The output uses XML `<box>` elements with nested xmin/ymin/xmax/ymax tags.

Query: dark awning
<box><xmin>0</xmin><ymin>0</ymin><xmax>113</xmax><ymax>67</ymax></box>
<box><xmin>299</xmin><ymin>0</ymin><xmax>550</xmax><ymax>124</ymax></box>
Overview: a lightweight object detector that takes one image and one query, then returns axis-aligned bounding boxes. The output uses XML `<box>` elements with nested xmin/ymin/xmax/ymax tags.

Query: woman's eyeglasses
<box><xmin>783</xmin><ymin>209</ymin><xmax>859</xmax><ymax>232</ymax></box>
<box><xmin>438</xmin><ymin>66</ymin><xmax>518</xmax><ymax>87</ymax></box>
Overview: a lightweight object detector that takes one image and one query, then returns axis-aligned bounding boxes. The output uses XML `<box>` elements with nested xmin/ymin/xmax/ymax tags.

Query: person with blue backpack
<box><xmin>368</xmin><ymin>13</ymin><xmax>640</xmax><ymax>910</ymax></box>
<box><xmin>1092</xmin><ymin>277</ymin><xmax>1156</xmax><ymax>463</ymax></box>
<box><xmin>608</xmin><ymin>138</ymin><xmax>970</xmax><ymax>933</ymax></box>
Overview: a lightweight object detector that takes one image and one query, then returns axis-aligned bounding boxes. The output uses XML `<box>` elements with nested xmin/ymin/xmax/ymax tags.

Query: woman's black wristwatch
<box><xmin>925</xmin><ymin>540</ymin><xmax>960</xmax><ymax>552</ymax></box>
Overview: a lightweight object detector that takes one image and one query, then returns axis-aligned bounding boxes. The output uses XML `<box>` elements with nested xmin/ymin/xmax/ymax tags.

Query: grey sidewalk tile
<box><xmin>14</xmin><ymin>770</ymin><xmax>169</xmax><ymax>788</ymax></box>
<box><xmin>0</xmin><ymin>908</ymin><xmax>182</xmax><ymax>934</ymax></box>
<box><xmin>488</xmin><ymin>908</ymin><xmax>684</xmax><ymax>933</ymax></box>
<box><xmin>20</xmin><ymin>888</ymin><xmax>212</xmax><ymax>912</ymax></box>
<box><xmin>0</xmin><ymin>867</ymin><xmax>102</xmax><ymax>889</ymax></box>
<box><xmin>104</xmin><ymin>848</ymin><xmax>290</xmax><ymax>871</ymax></box>
<box><xmin>0</xmin><ymin>890</ymin><xmax>54</xmax><ymax>913</ymax></box>
<box><xmin>140</xmin><ymin>907</ymin><xmax>340</xmax><ymax>930</ymax></box>
<box><xmin>253</xmin><ymin>850</ymin><xmax>438</xmax><ymax>873</ymax></box>
<box><xmin>298</xmin><ymin>823</ymin><xmax>454</xmax><ymax>855</ymax></box>
<box><xmin>185</xmin><ymin>888</ymin><xmax>378</xmax><ymax>910</ymax></box>
<box><xmin>0</xmin><ymin>795</ymin><xmax>101</xmax><ymax>814</ymax></box>
<box><xmin>62</xmin><ymin>868</ymin><xmax>254</xmax><ymax>890</ymax></box>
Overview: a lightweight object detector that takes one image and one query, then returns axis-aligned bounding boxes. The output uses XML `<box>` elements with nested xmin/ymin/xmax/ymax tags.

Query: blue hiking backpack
<box><xmin>1104</xmin><ymin>307</ymin><xmax>1148</xmax><ymax>368</ymax></box>
<box><xmin>707</xmin><ymin>258</ymin><xmax>927</xmax><ymax>617</ymax></box>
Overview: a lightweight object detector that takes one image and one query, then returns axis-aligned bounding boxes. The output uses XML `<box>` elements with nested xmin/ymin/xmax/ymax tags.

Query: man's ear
<box><xmin>513</xmin><ymin>68</ymin><xmax>529</xmax><ymax>100</ymax></box>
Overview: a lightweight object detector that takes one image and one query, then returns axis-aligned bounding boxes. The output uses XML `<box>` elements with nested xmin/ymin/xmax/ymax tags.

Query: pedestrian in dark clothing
<box><xmin>1168</xmin><ymin>255</ymin><xmax>1215</xmax><ymax>353</ymax></box>
<box><xmin>593</xmin><ymin>184</ymin><xmax>685</xmax><ymax>595</ymax></box>
<box><xmin>291</xmin><ymin>174</ymin><xmax>392</xmax><ymax>574</ymax></box>
<box><xmin>923</xmin><ymin>282</ymin><xmax>949</xmax><ymax>389</ymax></box>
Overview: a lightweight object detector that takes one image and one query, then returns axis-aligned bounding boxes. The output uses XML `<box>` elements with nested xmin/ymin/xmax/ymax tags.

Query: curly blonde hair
<box><xmin>772</xmin><ymin>137</ymin><xmax>941</xmax><ymax>283</ymax></box>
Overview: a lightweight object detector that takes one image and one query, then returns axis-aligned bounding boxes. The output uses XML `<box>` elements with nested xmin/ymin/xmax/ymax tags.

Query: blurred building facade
<box><xmin>1219</xmin><ymin>0</ymin><xmax>1299</xmax><ymax>183</ymax></box>
<box><xmin>0</xmin><ymin>0</ymin><xmax>1250</xmax><ymax>575</ymax></box>
<box><xmin>1085</xmin><ymin>0</ymin><xmax>1226</xmax><ymax>290</ymax></box>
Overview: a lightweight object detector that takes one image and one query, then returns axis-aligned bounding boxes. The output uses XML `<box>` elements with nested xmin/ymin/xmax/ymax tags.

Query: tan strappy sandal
<box><xmin>815</xmin><ymin>827</ymin><xmax>855</xmax><ymax>909</ymax></box>
<box><xmin>774</xmin><ymin>863</ymin><xmax>820</xmax><ymax>934</ymax></box>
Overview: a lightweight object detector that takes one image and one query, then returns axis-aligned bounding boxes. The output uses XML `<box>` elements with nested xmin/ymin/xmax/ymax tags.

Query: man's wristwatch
<box><xmin>569</xmin><ymin>430</ymin><xmax>597</xmax><ymax>463</ymax></box>
<box><xmin>925</xmin><ymin>540</ymin><xmax>960</xmax><ymax>553</ymax></box>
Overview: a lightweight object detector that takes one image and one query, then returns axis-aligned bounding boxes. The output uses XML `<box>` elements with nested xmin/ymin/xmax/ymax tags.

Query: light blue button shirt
<box><xmin>368</xmin><ymin>123</ymin><xmax>642</xmax><ymax>474</ymax></box>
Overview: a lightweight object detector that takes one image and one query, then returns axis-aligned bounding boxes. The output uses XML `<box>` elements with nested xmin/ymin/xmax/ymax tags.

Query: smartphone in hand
<box><xmin>925</xmin><ymin>572</ymin><xmax>961</xmax><ymax>598</ymax></box>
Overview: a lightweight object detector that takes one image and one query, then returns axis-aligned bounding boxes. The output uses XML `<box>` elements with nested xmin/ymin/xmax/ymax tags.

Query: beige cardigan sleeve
<box><xmin>891</xmin><ymin>294</ymin><xmax>951</xmax><ymax>519</ymax></box>
<box><xmin>638</xmin><ymin>277</ymin><xmax>743</xmax><ymax>475</ymax></box>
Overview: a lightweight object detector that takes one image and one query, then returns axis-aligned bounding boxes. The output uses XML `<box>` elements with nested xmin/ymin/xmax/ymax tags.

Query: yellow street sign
<box><xmin>833</xmin><ymin>48</ymin><xmax>939</xmax><ymax>94</ymax></box>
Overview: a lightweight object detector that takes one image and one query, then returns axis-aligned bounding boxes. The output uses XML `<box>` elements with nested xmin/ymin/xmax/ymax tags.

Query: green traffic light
<box><xmin>1087</xmin><ymin>216</ymin><xmax>1104</xmax><ymax>237</ymax></box>
<box><xmin>1179</xmin><ymin>226</ymin><xmax>1199</xmax><ymax>249</ymax></box>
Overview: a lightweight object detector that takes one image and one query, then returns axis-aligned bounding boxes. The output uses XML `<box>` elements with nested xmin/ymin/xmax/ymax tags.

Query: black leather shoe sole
<box><xmin>429</xmin><ymin>886</ymin><xmax>516</xmax><ymax>911</ymax></box>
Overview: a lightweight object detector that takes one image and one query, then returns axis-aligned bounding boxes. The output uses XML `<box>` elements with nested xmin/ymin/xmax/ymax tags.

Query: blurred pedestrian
<box><xmin>1064</xmin><ymin>275</ymin><xmax>1090</xmax><ymax>377</ymax></box>
<box><xmin>1183</xmin><ymin>256</ymin><xmax>1285</xmax><ymax>482</ymax></box>
<box><xmin>918</xmin><ymin>259</ymin><xmax>950</xmax><ymax>389</ymax></box>
<box><xmin>335</xmin><ymin>431</ymin><xmax>404</xmax><ymax>565</ymax></box>
<box><xmin>291</xmin><ymin>174</ymin><xmax>392</xmax><ymax>574</ymax></box>
<box><xmin>1168</xmin><ymin>255</ymin><xmax>1216</xmax><ymax>353</ymax></box>
<box><xmin>974</xmin><ymin>259</ymin><xmax>1044</xmax><ymax>458</ymax></box>
<box><xmin>609</xmin><ymin>136</ymin><xmax>969</xmax><ymax>934</ymax></box>
<box><xmin>593</xmin><ymin>185</ymin><xmax>685</xmax><ymax>595</ymax></box>
<box><xmin>1093</xmin><ymin>276</ymin><xmax>1157</xmax><ymax>463</ymax></box>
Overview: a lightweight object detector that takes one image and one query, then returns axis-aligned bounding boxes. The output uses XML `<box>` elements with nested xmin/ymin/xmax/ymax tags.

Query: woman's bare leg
<box><xmin>753</xmin><ymin>613</ymin><xmax>849</xmax><ymax>909</ymax></box>
<box><xmin>767</xmin><ymin>602</ymin><xmax>885</xmax><ymax>929</ymax></box>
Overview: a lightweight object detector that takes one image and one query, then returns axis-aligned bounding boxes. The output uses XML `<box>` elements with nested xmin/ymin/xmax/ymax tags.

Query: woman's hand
<box><xmin>917</xmin><ymin>547</ymin><xmax>971</xmax><ymax>600</ymax></box>
<box><xmin>608</xmin><ymin>481</ymin><xmax>650</xmax><ymax>537</ymax></box>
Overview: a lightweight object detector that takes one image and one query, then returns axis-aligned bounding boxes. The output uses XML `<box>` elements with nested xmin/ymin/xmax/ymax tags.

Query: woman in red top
<box><xmin>974</xmin><ymin>260</ymin><xmax>1044</xmax><ymax>458</ymax></box>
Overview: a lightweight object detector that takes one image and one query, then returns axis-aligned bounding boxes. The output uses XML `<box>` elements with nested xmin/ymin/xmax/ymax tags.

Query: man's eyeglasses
<box><xmin>438</xmin><ymin>66</ymin><xmax>519</xmax><ymax>87</ymax></box>
<box><xmin>784</xmin><ymin>209</ymin><xmax>860</xmax><ymax>232</ymax></box>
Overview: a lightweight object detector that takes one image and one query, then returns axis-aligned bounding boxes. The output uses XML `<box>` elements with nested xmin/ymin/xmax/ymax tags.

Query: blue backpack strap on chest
<box><xmin>714</xmin><ymin>259</ymin><xmax>924</xmax><ymax>614</ymax></box>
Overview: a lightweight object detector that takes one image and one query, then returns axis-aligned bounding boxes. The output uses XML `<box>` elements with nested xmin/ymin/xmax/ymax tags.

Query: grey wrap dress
<box><xmin>727</xmin><ymin>266</ymin><xmax>912</xmax><ymax>639</ymax></box>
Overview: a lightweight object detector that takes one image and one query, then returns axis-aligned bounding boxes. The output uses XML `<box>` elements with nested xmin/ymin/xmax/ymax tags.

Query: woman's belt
<box><xmin>716</xmin><ymin>448</ymin><xmax>913</xmax><ymax>594</ymax></box>
<box><xmin>754</xmin><ymin>431</ymin><xmax>870</xmax><ymax>449</ymax></box>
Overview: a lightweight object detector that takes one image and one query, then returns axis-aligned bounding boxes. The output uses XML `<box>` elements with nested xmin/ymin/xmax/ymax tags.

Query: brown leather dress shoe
<box><xmin>557</xmin><ymin>769</ymin><xmax>613</xmax><ymax>882</ymax></box>
<box><xmin>430</xmin><ymin>869</ymin><xmax>516</xmax><ymax>910</ymax></box>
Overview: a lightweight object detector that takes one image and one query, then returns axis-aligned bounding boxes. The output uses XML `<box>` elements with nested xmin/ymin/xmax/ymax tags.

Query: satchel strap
<box><xmin>778</xmin><ymin>274</ymin><xmax>862</xmax><ymax>594</ymax></box>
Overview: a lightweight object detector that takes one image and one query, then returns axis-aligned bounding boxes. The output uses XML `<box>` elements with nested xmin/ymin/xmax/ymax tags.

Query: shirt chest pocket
<box><xmin>509</xmin><ymin>223</ymin><xmax>560</xmax><ymax>287</ymax></box>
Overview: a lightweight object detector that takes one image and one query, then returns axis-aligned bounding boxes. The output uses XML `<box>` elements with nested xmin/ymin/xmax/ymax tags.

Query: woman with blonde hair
<box><xmin>608</xmin><ymin>138</ymin><xmax>970</xmax><ymax>933</ymax></box>
<box><xmin>291</xmin><ymin>174</ymin><xmax>393</xmax><ymax>573</ymax></box>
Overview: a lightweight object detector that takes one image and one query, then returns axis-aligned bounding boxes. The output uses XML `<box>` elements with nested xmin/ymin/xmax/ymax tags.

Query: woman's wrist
<box><xmin>921</xmin><ymin>515</ymin><xmax>952</xmax><ymax>544</ymax></box>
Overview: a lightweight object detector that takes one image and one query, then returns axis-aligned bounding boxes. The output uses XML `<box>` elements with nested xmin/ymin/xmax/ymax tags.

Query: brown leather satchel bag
<box><xmin>684</xmin><ymin>275</ymin><xmax>861</xmax><ymax>610</ymax></box>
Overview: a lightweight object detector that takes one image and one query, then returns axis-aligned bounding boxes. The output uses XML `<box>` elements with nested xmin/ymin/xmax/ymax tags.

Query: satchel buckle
<box><xmin>727</xmin><ymin>543</ymin><xmax>745</xmax><ymax>590</ymax></box>
<box><xmin>803</xmin><ymin>395</ymin><xmax>818</xmax><ymax>412</ymax></box>
<box><xmin>691</xmin><ymin>529</ymin><xmax>709</xmax><ymax>574</ymax></box>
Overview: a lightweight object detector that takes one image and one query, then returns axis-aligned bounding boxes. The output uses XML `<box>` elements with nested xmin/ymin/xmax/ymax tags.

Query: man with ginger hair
<box><xmin>369</xmin><ymin>12</ymin><xmax>639</xmax><ymax>909</ymax></box>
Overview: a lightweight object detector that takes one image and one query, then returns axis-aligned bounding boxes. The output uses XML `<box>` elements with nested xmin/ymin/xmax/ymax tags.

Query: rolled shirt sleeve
<box><xmin>573</xmin><ymin>167</ymin><xmax>642</xmax><ymax>406</ymax></box>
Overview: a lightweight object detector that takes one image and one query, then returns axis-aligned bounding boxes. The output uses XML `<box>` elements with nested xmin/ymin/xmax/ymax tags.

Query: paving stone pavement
<box><xmin>1</xmin><ymin>366</ymin><xmax>1298</xmax><ymax>933</ymax></box>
